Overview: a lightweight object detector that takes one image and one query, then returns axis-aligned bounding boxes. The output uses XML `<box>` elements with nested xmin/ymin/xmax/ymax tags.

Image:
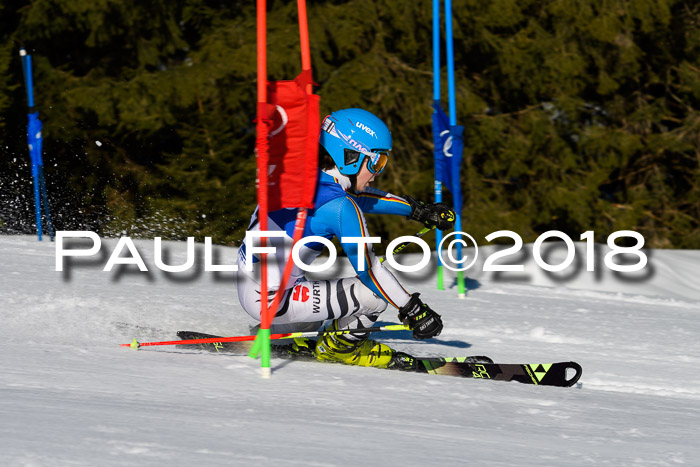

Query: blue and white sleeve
<box><xmin>349</xmin><ymin>187</ymin><xmax>412</xmax><ymax>216</ymax></box>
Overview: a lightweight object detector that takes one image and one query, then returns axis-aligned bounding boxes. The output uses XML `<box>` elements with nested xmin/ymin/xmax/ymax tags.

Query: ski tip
<box><xmin>564</xmin><ymin>361</ymin><xmax>583</xmax><ymax>387</ymax></box>
<box><xmin>129</xmin><ymin>338</ymin><xmax>141</xmax><ymax>350</ymax></box>
<box><xmin>260</xmin><ymin>367</ymin><xmax>271</xmax><ymax>379</ymax></box>
<box><xmin>458</xmin><ymin>293</ymin><xmax>466</xmax><ymax>299</ymax></box>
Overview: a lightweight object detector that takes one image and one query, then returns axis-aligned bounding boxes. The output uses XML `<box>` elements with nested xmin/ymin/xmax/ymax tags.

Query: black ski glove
<box><xmin>398</xmin><ymin>293</ymin><xmax>443</xmax><ymax>340</ymax></box>
<box><xmin>404</xmin><ymin>195</ymin><xmax>456</xmax><ymax>231</ymax></box>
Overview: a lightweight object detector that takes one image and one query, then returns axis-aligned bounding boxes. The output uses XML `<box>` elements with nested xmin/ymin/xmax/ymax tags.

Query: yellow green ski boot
<box><xmin>313</xmin><ymin>322</ymin><xmax>396</xmax><ymax>368</ymax></box>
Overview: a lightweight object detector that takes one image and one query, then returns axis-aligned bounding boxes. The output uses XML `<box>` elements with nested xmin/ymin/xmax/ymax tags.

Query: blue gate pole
<box><xmin>20</xmin><ymin>49</ymin><xmax>43</xmax><ymax>241</ymax></box>
<box><xmin>20</xmin><ymin>48</ymin><xmax>53</xmax><ymax>241</ymax></box>
<box><xmin>445</xmin><ymin>0</ymin><xmax>466</xmax><ymax>298</ymax></box>
<box><xmin>433</xmin><ymin>0</ymin><xmax>445</xmax><ymax>291</ymax></box>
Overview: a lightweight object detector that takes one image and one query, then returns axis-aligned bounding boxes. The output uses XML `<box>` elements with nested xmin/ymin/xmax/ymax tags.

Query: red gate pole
<box><xmin>250</xmin><ymin>0</ymin><xmax>318</xmax><ymax>377</ymax></box>
<box><xmin>259</xmin><ymin>0</ymin><xmax>314</xmax><ymax>334</ymax></box>
<box><xmin>253</xmin><ymin>0</ymin><xmax>272</xmax><ymax>378</ymax></box>
<box><xmin>298</xmin><ymin>0</ymin><xmax>312</xmax><ymax>93</ymax></box>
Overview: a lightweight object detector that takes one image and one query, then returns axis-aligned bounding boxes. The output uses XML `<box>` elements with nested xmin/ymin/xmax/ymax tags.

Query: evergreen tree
<box><xmin>0</xmin><ymin>0</ymin><xmax>697</xmax><ymax>248</ymax></box>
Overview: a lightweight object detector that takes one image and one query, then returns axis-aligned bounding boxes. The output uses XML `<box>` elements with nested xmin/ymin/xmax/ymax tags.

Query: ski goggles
<box><xmin>365</xmin><ymin>150</ymin><xmax>389</xmax><ymax>174</ymax></box>
<box><xmin>344</xmin><ymin>148</ymin><xmax>389</xmax><ymax>175</ymax></box>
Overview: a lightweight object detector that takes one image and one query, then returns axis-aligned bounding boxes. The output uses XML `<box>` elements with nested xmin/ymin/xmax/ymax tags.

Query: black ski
<box><xmin>176</xmin><ymin>330</ymin><xmax>491</xmax><ymax>363</ymax></box>
<box><xmin>408</xmin><ymin>358</ymin><xmax>582</xmax><ymax>387</ymax></box>
<box><xmin>176</xmin><ymin>331</ymin><xmax>582</xmax><ymax>387</ymax></box>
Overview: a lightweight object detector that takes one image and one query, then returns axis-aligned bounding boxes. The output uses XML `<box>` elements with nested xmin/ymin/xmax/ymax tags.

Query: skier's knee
<box><xmin>356</xmin><ymin>283</ymin><xmax>388</xmax><ymax>315</ymax></box>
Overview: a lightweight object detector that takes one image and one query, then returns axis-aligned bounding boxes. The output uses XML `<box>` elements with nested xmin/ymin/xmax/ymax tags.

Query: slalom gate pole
<box><xmin>249</xmin><ymin>0</ymin><xmax>315</xmax><ymax>378</ymax></box>
<box><xmin>253</xmin><ymin>0</ymin><xmax>272</xmax><ymax>377</ymax></box>
<box><xmin>122</xmin><ymin>324</ymin><xmax>410</xmax><ymax>350</ymax></box>
<box><xmin>19</xmin><ymin>49</ymin><xmax>43</xmax><ymax>241</ymax></box>
<box><xmin>297</xmin><ymin>0</ymin><xmax>312</xmax><ymax>94</ymax></box>
<box><xmin>445</xmin><ymin>0</ymin><xmax>466</xmax><ymax>299</ymax></box>
<box><xmin>255</xmin><ymin>1</ymin><xmax>314</xmax><ymax>348</ymax></box>
<box><xmin>432</xmin><ymin>0</ymin><xmax>444</xmax><ymax>291</ymax></box>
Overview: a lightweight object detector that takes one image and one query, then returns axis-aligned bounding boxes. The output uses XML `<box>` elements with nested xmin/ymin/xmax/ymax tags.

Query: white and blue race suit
<box><xmin>237</xmin><ymin>168</ymin><xmax>414</xmax><ymax>338</ymax></box>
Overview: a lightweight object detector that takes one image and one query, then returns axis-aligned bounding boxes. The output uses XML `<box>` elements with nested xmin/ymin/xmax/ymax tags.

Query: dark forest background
<box><xmin>1</xmin><ymin>0</ymin><xmax>699</xmax><ymax>248</ymax></box>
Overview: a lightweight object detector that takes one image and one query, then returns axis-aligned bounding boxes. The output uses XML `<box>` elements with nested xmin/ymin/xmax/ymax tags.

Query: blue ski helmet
<box><xmin>319</xmin><ymin>108</ymin><xmax>392</xmax><ymax>176</ymax></box>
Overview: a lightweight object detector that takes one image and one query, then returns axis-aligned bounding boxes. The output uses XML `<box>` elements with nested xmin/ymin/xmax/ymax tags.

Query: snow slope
<box><xmin>1</xmin><ymin>235</ymin><xmax>699</xmax><ymax>466</ymax></box>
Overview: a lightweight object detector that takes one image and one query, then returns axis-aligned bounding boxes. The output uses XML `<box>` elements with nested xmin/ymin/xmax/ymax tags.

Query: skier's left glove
<box><xmin>398</xmin><ymin>293</ymin><xmax>443</xmax><ymax>340</ymax></box>
<box><xmin>405</xmin><ymin>195</ymin><xmax>456</xmax><ymax>230</ymax></box>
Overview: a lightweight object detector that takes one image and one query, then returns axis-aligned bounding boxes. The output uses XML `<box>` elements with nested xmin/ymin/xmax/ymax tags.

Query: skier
<box><xmin>237</xmin><ymin>108</ymin><xmax>455</xmax><ymax>368</ymax></box>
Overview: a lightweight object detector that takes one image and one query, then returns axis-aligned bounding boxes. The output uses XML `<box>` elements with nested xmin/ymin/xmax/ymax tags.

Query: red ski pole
<box><xmin>121</xmin><ymin>324</ymin><xmax>409</xmax><ymax>350</ymax></box>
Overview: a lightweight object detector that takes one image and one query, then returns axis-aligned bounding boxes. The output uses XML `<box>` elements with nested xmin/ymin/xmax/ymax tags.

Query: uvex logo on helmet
<box><xmin>356</xmin><ymin>121</ymin><xmax>377</xmax><ymax>138</ymax></box>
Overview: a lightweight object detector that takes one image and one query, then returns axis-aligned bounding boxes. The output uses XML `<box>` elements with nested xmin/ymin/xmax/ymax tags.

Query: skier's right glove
<box><xmin>398</xmin><ymin>293</ymin><xmax>443</xmax><ymax>340</ymax></box>
<box><xmin>404</xmin><ymin>195</ymin><xmax>456</xmax><ymax>231</ymax></box>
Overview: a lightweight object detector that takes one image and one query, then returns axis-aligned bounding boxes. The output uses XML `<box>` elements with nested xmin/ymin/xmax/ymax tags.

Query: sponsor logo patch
<box><xmin>292</xmin><ymin>285</ymin><xmax>310</xmax><ymax>303</ymax></box>
<box><xmin>312</xmin><ymin>281</ymin><xmax>321</xmax><ymax>313</ymax></box>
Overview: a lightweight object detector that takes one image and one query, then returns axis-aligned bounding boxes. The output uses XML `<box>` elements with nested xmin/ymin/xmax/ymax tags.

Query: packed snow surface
<box><xmin>1</xmin><ymin>235</ymin><xmax>699</xmax><ymax>466</ymax></box>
